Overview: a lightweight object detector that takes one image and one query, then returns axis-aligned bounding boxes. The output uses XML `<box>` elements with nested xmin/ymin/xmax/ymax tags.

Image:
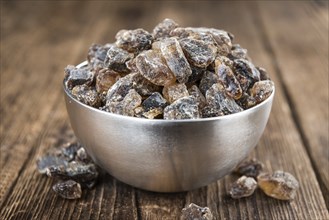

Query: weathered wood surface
<box><xmin>0</xmin><ymin>1</ymin><xmax>328</xmax><ymax>219</ymax></box>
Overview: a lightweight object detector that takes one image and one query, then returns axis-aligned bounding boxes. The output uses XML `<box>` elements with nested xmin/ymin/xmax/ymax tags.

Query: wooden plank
<box><xmin>0</xmin><ymin>2</ymin><xmax>143</xmax><ymax>219</ymax></box>
<box><xmin>1</xmin><ymin>1</ymin><xmax>328</xmax><ymax>220</ymax></box>
<box><xmin>256</xmin><ymin>1</ymin><xmax>329</xmax><ymax>208</ymax></box>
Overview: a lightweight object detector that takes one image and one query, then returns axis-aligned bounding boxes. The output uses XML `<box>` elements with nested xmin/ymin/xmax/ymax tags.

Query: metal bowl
<box><xmin>63</xmin><ymin>61</ymin><xmax>275</xmax><ymax>192</ymax></box>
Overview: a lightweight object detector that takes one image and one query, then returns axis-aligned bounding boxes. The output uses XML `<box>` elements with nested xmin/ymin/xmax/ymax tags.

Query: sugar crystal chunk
<box><xmin>136</xmin><ymin>50</ymin><xmax>176</xmax><ymax>86</ymax></box>
<box><xmin>229</xmin><ymin>176</ymin><xmax>257</xmax><ymax>199</ymax></box>
<box><xmin>160</xmin><ymin>37</ymin><xmax>192</xmax><ymax>83</ymax></box>
<box><xmin>164</xmin><ymin>96</ymin><xmax>200</xmax><ymax>120</ymax></box>
<box><xmin>258</xmin><ymin>171</ymin><xmax>299</xmax><ymax>200</ymax></box>
<box><xmin>163</xmin><ymin>83</ymin><xmax>189</xmax><ymax>103</ymax></box>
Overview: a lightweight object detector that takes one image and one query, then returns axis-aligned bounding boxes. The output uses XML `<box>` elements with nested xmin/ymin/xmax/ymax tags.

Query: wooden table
<box><xmin>1</xmin><ymin>1</ymin><xmax>328</xmax><ymax>219</ymax></box>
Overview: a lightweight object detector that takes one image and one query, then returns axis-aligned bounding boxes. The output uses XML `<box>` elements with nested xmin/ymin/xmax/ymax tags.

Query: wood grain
<box><xmin>257</xmin><ymin>1</ymin><xmax>329</xmax><ymax>208</ymax></box>
<box><xmin>0</xmin><ymin>1</ymin><xmax>328</xmax><ymax>219</ymax></box>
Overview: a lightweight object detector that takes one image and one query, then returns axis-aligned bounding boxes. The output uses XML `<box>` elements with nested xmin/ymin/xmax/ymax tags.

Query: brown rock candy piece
<box><xmin>46</xmin><ymin>161</ymin><xmax>99</xmax><ymax>184</ymax></box>
<box><xmin>87</xmin><ymin>43</ymin><xmax>112</xmax><ymax>70</ymax></box>
<box><xmin>160</xmin><ymin>37</ymin><xmax>192</xmax><ymax>83</ymax></box>
<box><xmin>104</xmin><ymin>45</ymin><xmax>133</xmax><ymax>73</ymax></box>
<box><xmin>201</xmin><ymin>28</ymin><xmax>233</xmax><ymax>56</ymax></box>
<box><xmin>153</xmin><ymin>18</ymin><xmax>179</xmax><ymax>39</ymax></box>
<box><xmin>64</xmin><ymin>65</ymin><xmax>94</xmax><ymax>90</ymax></box>
<box><xmin>179</xmin><ymin>38</ymin><xmax>217</xmax><ymax>68</ymax></box>
<box><xmin>71</xmin><ymin>85</ymin><xmax>101</xmax><ymax>108</ymax></box>
<box><xmin>201</xmin><ymin>105</ymin><xmax>225</xmax><ymax>118</ymax></box>
<box><xmin>188</xmin><ymin>85</ymin><xmax>206</xmax><ymax>108</ymax></box>
<box><xmin>214</xmin><ymin>58</ymin><xmax>242</xmax><ymax>100</ymax></box>
<box><xmin>131</xmin><ymin>73</ymin><xmax>162</xmax><ymax>97</ymax></box>
<box><xmin>95</xmin><ymin>68</ymin><xmax>120</xmax><ymax>94</ymax></box>
<box><xmin>250</xmin><ymin>80</ymin><xmax>274</xmax><ymax>104</ymax></box>
<box><xmin>216</xmin><ymin>56</ymin><xmax>234</xmax><ymax>68</ymax></box>
<box><xmin>170</xmin><ymin>27</ymin><xmax>217</xmax><ymax>48</ymax></box>
<box><xmin>198</xmin><ymin>71</ymin><xmax>220</xmax><ymax>95</ymax></box>
<box><xmin>229</xmin><ymin>44</ymin><xmax>248</xmax><ymax>60</ymax></box>
<box><xmin>115</xmin><ymin>28</ymin><xmax>153</xmax><ymax>53</ymax></box>
<box><xmin>187</xmin><ymin>66</ymin><xmax>206</xmax><ymax>84</ymax></box>
<box><xmin>134</xmin><ymin>106</ymin><xmax>146</xmax><ymax>118</ymax></box>
<box><xmin>143</xmin><ymin>108</ymin><xmax>163</xmax><ymax>119</ymax></box>
<box><xmin>163</xmin><ymin>83</ymin><xmax>189</xmax><ymax>104</ymax></box>
<box><xmin>257</xmin><ymin>67</ymin><xmax>271</xmax><ymax>80</ymax></box>
<box><xmin>234</xmin><ymin>158</ymin><xmax>264</xmax><ymax>178</ymax></box>
<box><xmin>108</xmin><ymin>89</ymin><xmax>142</xmax><ymax>116</ymax></box>
<box><xmin>142</xmin><ymin>92</ymin><xmax>168</xmax><ymax>119</ymax></box>
<box><xmin>258</xmin><ymin>171</ymin><xmax>299</xmax><ymax>200</ymax></box>
<box><xmin>171</xmin><ymin>27</ymin><xmax>232</xmax><ymax>56</ymax></box>
<box><xmin>106</xmin><ymin>73</ymin><xmax>135</xmax><ymax>103</ymax></box>
<box><xmin>136</xmin><ymin>50</ymin><xmax>176</xmax><ymax>86</ymax></box>
<box><xmin>52</xmin><ymin>180</ymin><xmax>82</xmax><ymax>200</ymax></box>
<box><xmin>37</xmin><ymin>155</ymin><xmax>68</xmax><ymax>174</ymax></box>
<box><xmin>229</xmin><ymin>176</ymin><xmax>258</xmax><ymax>199</ymax></box>
<box><xmin>164</xmin><ymin>96</ymin><xmax>200</xmax><ymax>120</ymax></box>
<box><xmin>181</xmin><ymin>203</ymin><xmax>213</xmax><ymax>220</ymax></box>
<box><xmin>233</xmin><ymin>58</ymin><xmax>261</xmax><ymax>91</ymax></box>
<box><xmin>206</xmin><ymin>83</ymin><xmax>243</xmax><ymax>115</ymax></box>
<box><xmin>120</xmin><ymin>89</ymin><xmax>142</xmax><ymax>116</ymax></box>
<box><xmin>76</xmin><ymin>147</ymin><xmax>91</xmax><ymax>163</ymax></box>
<box><xmin>236</xmin><ymin>92</ymin><xmax>257</xmax><ymax>110</ymax></box>
<box><xmin>125</xmin><ymin>57</ymin><xmax>139</xmax><ymax>73</ymax></box>
<box><xmin>61</xmin><ymin>142</ymin><xmax>82</xmax><ymax>162</ymax></box>
<box><xmin>106</xmin><ymin>73</ymin><xmax>160</xmax><ymax>106</ymax></box>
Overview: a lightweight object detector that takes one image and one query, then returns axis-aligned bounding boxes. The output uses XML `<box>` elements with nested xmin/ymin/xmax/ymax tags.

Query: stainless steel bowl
<box><xmin>63</xmin><ymin>61</ymin><xmax>275</xmax><ymax>192</ymax></box>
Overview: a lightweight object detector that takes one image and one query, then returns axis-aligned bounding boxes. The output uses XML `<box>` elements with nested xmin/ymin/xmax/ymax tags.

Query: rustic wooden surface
<box><xmin>0</xmin><ymin>1</ymin><xmax>328</xmax><ymax>219</ymax></box>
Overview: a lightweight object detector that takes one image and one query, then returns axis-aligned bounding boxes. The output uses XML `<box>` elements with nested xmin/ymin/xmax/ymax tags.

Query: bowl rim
<box><xmin>63</xmin><ymin>61</ymin><xmax>275</xmax><ymax>123</ymax></box>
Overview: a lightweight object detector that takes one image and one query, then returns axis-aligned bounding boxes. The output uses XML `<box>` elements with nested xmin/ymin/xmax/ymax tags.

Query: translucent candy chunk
<box><xmin>188</xmin><ymin>85</ymin><xmax>206</xmax><ymax>108</ymax></box>
<box><xmin>46</xmin><ymin>161</ymin><xmax>99</xmax><ymax>184</ymax></box>
<box><xmin>258</xmin><ymin>171</ymin><xmax>299</xmax><ymax>200</ymax></box>
<box><xmin>233</xmin><ymin>58</ymin><xmax>261</xmax><ymax>91</ymax></box>
<box><xmin>199</xmin><ymin>71</ymin><xmax>220</xmax><ymax>95</ymax></box>
<box><xmin>236</xmin><ymin>92</ymin><xmax>257</xmax><ymax>109</ymax></box>
<box><xmin>214</xmin><ymin>58</ymin><xmax>242</xmax><ymax>100</ymax></box>
<box><xmin>229</xmin><ymin>44</ymin><xmax>248</xmax><ymax>60</ymax></box>
<box><xmin>115</xmin><ymin>28</ymin><xmax>153</xmax><ymax>53</ymax></box>
<box><xmin>87</xmin><ymin>43</ymin><xmax>112</xmax><ymax>70</ymax></box>
<box><xmin>171</xmin><ymin>27</ymin><xmax>232</xmax><ymax>56</ymax></box>
<box><xmin>234</xmin><ymin>158</ymin><xmax>264</xmax><ymax>178</ymax></box>
<box><xmin>52</xmin><ymin>180</ymin><xmax>82</xmax><ymax>200</ymax></box>
<box><xmin>71</xmin><ymin>85</ymin><xmax>101</xmax><ymax>107</ymax></box>
<box><xmin>201</xmin><ymin>104</ymin><xmax>224</xmax><ymax>118</ymax></box>
<box><xmin>104</xmin><ymin>45</ymin><xmax>133</xmax><ymax>73</ymax></box>
<box><xmin>136</xmin><ymin>50</ymin><xmax>176</xmax><ymax>86</ymax></box>
<box><xmin>107</xmin><ymin>89</ymin><xmax>142</xmax><ymax>116</ymax></box>
<box><xmin>141</xmin><ymin>92</ymin><xmax>168</xmax><ymax>119</ymax></box>
<box><xmin>181</xmin><ymin>203</ymin><xmax>213</xmax><ymax>220</ymax></box>
<box><xmin>205</xmin><ymin>83</ymin><xmax>243</xmax><ymax>115</ymax></box>
<box><xmin>95</xmin><ymin>68</ymin><xmax>120</xmax><ymax>93</ymax></box>
<box><xmin>250</xmin><ymin>80</ymin><xmax>274</xmax><ymax>104</ymax></box>
<box><xmin>163</xmin><ymin>83</ymin><xmax>189</xmax><ymax>103</ymax></box>
<box><xmin>164</xmin><ymin>96</ymin><xmax>200</xmax><ymax>120</ymax></box>
<box><xmin>160</xmin><ymin>38</ymin><xmax>192</xmax><ymax>83</ymax></box>
<box><xmin>106</xmin><ymin>74</ymin><xmax>134</xmax><ymax>103</ymax></box>
<box><xmin>257</xmin><ymin>67</ymin><xmax>271</xmax><ymax>80</ymax></box>
<box><xmin>229</xmin><ymin>176</ymin><xmax>257</xmax><ymax>199</ymax></box>
<box><xmin>152</xmin><ymin>18</ymin><xmax>179</xmax><ymax>39</ymax></box>
<box><xmin>120</xmin><ymin>89</ymin><xmax>142</xmax><ymax>116</ymax></box>
<box><xmin>179</xmin><ymin>38</ymin><xmax>217</xmax><ymax>68</ymax></box>
<box><xmin>187</xmin><ymin>66</ymin><xmax>206</xmax><ymax>84</ymax></box>
<box><xmin>142</xmin><ymin>92</ymin><xmax>167</xmax><ymax>111</ymax></box>
<box><xmin>64</xmin><ymin>65</ymin><xmax>94</xmax><ymax>90</ymax></box>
